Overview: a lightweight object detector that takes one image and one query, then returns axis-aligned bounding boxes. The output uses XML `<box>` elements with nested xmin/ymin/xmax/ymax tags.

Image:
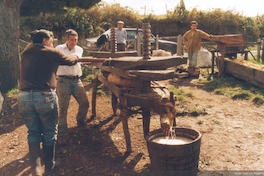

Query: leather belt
<box><xmin>59</xmin><ymin>75</ymin><xmax>80</xmax><ymax>79</ymax></box>
<box><xmin>20</xmin><ymin>89</ymin><xmax>55</xmax><ymax>93</ymax></box>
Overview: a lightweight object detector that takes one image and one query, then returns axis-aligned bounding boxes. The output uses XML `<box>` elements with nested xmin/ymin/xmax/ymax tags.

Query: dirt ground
<box><xmin>0</xmin><ymin>75</ymin><xmax>264</xmax><ymax>176</ymax></box>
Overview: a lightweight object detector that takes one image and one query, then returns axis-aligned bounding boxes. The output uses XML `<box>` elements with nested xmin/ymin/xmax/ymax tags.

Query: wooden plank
<box><xmin>102</xmin><ymin>66</ymin><xmax>176</xmax><ymax>80</ymax></box>
<box><xmin>120</xmin><ymin>108</ymin><xmax>132</xmax><ymax>152</ymax></box>
<box><xmin>91</xmin><ymin>74</ymin><xmax>99</xmax><ymax>118</ymax></box>
<box><xmin>210</xmin><ymin>34</ymin><xmax>245</xmax><ymax>46</ymax></box>
<box><xmin>97</xmin><ymin>75</ymin><xmax>122</xmax><ymax>98</ymax></box>
<box><xmin>90</xmin><ymin>51</ymin><xmax>138</xmax><ymax>58</ymax></box>
<box><xmin>79</xmin><ymin>57</ymin><xmax>107</xmax><ymax>63</ymax></box>
<box><xmin>102</xmin><ymin>56</ymin><xmax>187</xmax><ymax>70</ymax></box>
<box><xmin>124</xmin><ymin>93</ymin><xmax>154</xmax><ymax>107</ymax></box>
<box><xmin>101</xmin><ymin>66</ymin><xmax>134</xmax><ymax>79</ymax></box>
<box><xmin>128</xmin><ymin>69</ymin><xmax>175</xmax><ymax>80</ymax></box>
<box><xmin>224</xmin><ymin>58</ymin><xmax>264</xmax><ymax>89</ymax></box>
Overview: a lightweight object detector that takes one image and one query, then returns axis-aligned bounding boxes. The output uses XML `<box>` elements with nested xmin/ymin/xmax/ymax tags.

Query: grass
<box><xmin>6</xmin><ymin>87</ymin><xmax>19</xmax><ymax>96</ymax></box>
<box><xmin>169</xmin><ymin>70</ymin><xmax>264</xmax><ymax>117</ymax></box>
<box><xmin>212</xmin><ymin>119</ymin><xmax>221</xmax><ymax>125</ymax></box>
<box><xmin>197</xmin><ymin>120</ymin><xmax>203</xmax><ymax>125</ymax></box>
<box><xmin>168</xmin><ymin>86</ymin><xmax>193</xmax><ymax>104</ymax></box>
<box><xmin>201</xmin><ymin>75</ymin><xmax>264</xmax><ymax>106</ymax></box>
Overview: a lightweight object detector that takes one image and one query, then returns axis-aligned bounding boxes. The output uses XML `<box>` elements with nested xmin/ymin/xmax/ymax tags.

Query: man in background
<box><xmin>183</xmin><ymin>21</ymin><xmax>212</xmax><ymax>77</ymax></box>
<box><xmin>116</xmin><ymin>20</ymin><xmax>127</xmax><ymax>51</ymax></box>
<box><xmin>56</xmin><ymin>29</ymin><xmax>89</xmax><ymax>145</ymax></box>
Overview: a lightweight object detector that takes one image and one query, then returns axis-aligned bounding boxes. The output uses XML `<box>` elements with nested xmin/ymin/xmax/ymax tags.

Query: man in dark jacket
<box><xmin>18</xmin><ymin>29</ymin><xmax>78</xmax><ymax>176</ymax></box>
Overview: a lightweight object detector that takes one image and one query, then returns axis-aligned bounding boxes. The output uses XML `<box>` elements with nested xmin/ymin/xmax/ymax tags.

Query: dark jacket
<box><xmin>19</xmin><ymin>44</ymin><xmax>78</xmax><ymax>91</ymax></box>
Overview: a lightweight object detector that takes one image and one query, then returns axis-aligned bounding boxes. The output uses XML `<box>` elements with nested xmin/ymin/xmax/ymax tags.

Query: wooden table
<box><xmin>210</xmin><ymin>34</ymin><xmax>246</xmax><ymax>76</ymax></box>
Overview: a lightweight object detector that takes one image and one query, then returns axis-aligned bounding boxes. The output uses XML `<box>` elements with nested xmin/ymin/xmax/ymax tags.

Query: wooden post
<box><xmin>136</xmin><ymin>33</ymin><xmax>141</xmax><ymax>56</ymax></box>
<box><xmin>257</xmin><ymin>38</ymin><xmax>261</xmax><ymax>62</ymax></box>
<box><xmin>142</xmin><ymin>109</ymin><xmax>151</xmax><ymax>137</ymax></box>
<box><xmin>111</xmin><ymin>93</ymin><xmax>117</xmax><ymax>115</ymax></box>
<box><xmin>170</xmin><ymin>92</ymin><xmax>176</xmax><ymax>127</ymax></box>
<box><xmin>156</xmin><ymin>34</ymin><xmax>159</xmax><ymax>50</ymax></box>
<box><xmin>91</xmin><ymin>74</ymin><xmax>99</xmax><ymax>118</ymax></box>
<box><xmin>176</xmin><ymin>34</ymin><xmax>183</xmax><ymax>56</ymax></box>
<box><xmin>211</xmin><ymin>51</ymin><xmax>215</xmax><ymax>74</ymax></box>
<box><xmin>218</xmin><ymin>53</ymin><xmax>225</xmax><ymax>77</ymax></box>
<box><xmin>141</xmin><ymin>80</ymin><xmax>151</xmax><ymax>137</ymax></box>
<box><xmin>262</xmin><ymin>38</ymin><xmax>264</xmax><ymax>63</ymax></box>
<box><xmin>120</xmin><ymin>107</ymin><xmax>132</xmax><ymax>152</ymax></box>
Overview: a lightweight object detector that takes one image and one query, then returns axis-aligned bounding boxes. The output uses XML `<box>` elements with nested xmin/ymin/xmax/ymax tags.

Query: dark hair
<box><xmin>31</xmin><ymin>29</ymin><xmax>54</xmax><ymax>44</ymax></box>
<box><xmin>190</xmin><ymin>21</ymin><xmax>198</xmax><ymax>25</ymax></box>
<box><xmin>65</xmin><ymin>29</ymin><xmax>78</xmax><ymax>38</ymax></box>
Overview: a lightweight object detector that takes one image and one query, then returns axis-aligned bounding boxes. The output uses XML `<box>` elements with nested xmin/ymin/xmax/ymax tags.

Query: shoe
<box><xmin>44</xmin><ymin>158</ymin><xmax>61</xmax><ymax>176</ymax></box>
<box><xmin>28</xmin><ymin>142</ymin><xmax>42</xmax><ymax>176</ymax></box>
<box><xmin>43</xmin><ymin>144</ymin><xmax>61</xmax><ymax>175</ymax></box>
<box><xmin>77</xmin><ymin>121</ymin><xmax>86</xmax><ymax>128</ymax></box>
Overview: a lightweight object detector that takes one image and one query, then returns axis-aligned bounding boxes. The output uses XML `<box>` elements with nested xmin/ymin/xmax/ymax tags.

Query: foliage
<box><xmin>255</xmin><ymin>15</ymin><xmax>264</xmax><ymax>38</ymax></box>
<box><xmin>167</xmin><ymin>0</ymin><xmax>188</xmax><ymax>22</ymax></box>
<box><xmin>20</xmin><ymin>0</ymin><xmax>100</xmax><ymax>16</ymax></box>
<box><xmin>20</xmin><ymin>8</ymin><xmax>93</xmax><ymax>40</ymax></box>
<box><xmin>6</xmin><ymin>87</ymin><xmax>19</xmax><ymax>96</ymax></box>
<box><xmin>168</xmin><ymin>86</ymin><xmax>192</xmax><ymax>104</ymax></box>
<box><xmin>20</xmin><ymin>0</ymin><xmax>264</xmax><ymax>42</ymax></box>
<box><xmin>87</xmin><ymin>3</ymin><xmax>142</xmax><ymax>32</ymax></box>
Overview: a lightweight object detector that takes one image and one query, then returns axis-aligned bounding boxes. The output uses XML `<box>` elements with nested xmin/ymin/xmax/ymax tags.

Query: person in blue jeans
<box><xmin>18</xmin><ymin>29</ymin><xmax>78</xmax><ymax>176</ymax></box>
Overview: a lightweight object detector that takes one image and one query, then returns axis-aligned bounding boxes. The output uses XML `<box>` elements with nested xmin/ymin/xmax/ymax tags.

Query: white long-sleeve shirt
<box><xmin>56</xmin><ymin>43</ymin><xmax>83</xmax><ymax>77</ymax></box>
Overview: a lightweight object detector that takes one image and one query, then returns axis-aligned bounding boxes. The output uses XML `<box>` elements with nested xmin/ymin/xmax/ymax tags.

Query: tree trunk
<box><xmin>0</xmin><ymin>0</ymin><xmax>23</xmax><ymax>93</ymax></box>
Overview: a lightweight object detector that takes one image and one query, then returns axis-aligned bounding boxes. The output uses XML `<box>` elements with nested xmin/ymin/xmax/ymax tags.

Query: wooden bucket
<box><xmin>146</xmin><ymin>127</ymin><xmax>202</xmax><ymax>176</ymax></box>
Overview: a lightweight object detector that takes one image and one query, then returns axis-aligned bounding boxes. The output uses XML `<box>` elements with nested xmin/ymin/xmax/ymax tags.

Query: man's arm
<box><xmin>182</xmin><ymin>32</ymin><xmax>189</xmax><ymax>49</ymax></box>
<box><xmin>55</xmin><ymin>49</ymin><xmax>78</xmax><ymax>66</ymax></box>
<box><xmin>124</xmin><ymin>30</ymin><xmax>127</xmax><ymax>41</ymax></box>
<box><xmin>200</xmin><ymin>30</ymin><xmax>212</xmax><ymax>40</ymax></box>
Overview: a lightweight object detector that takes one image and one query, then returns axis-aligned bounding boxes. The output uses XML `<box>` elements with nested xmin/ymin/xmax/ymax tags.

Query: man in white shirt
<box><xmin>56</xmin><ymin>29</ymin><xmax>89</xmax><ymax>145</ymax></box>
<box><xmin>116</xmin><ymin>21</ymin><xmax>127</xmax><ymax>51</ymax></box>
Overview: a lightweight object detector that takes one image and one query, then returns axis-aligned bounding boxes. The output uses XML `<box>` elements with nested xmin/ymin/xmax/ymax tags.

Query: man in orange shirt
<box><xmin>183</xmin><ymin>21</ymin><xmax>212</xmax><ymax>77</ymax></box>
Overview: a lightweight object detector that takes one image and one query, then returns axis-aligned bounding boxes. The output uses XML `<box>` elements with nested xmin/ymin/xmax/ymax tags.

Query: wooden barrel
<box><xmin>146</xmin><ymin>127</ymin><xmax>202</xmax><ymax>176</ymax></box>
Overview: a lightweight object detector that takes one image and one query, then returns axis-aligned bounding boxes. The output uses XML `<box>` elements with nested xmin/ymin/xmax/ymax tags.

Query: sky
<box><xmin>102</xmin><ymin>0</ymin><xmax>264</xmax><ymax>17</ymax></box>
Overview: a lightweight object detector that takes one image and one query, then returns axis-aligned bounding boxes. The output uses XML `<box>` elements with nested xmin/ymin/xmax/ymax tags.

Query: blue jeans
<box><xmin>18</xmin><ymin>91</ymin><xmax>58</xmax><ymax>146</ymax></box>
<box><xmin>57</xmin><ymin>77</ymin><xmax>89</xmax><ymax>133</ymax></box>
<box><xmin>188</xmin><ymin>51</ymin><xmax>198</xmax><ymax>67</ymax></box>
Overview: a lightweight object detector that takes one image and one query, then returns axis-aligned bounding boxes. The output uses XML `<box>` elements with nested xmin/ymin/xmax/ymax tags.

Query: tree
<box><xmin>170</xmin><ymin>0</ymin><xmax>188</xmax><ymax>22</ymax></box>
<box><xmin>20</xmin><ymin>0</ymin><xmax>100</xmax><ymax>16</ymax></box>
<box><xmin>0</xmin><ymin>0</ymin><xmax>23</xmax><ymax>93</ymax></box>
<box><xmin>0</xmin><ymin>0</ymin><xmax>100</xmax><ymax>93</ymax></box>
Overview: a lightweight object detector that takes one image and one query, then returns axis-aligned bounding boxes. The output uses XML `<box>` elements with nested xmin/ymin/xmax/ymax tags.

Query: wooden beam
<box><xmin>101</xmin><ymin>66</ymin><xmax>134</xmax><ymax>79</ymax></box>
<box><xmin>79</xmin><ymin>57</ymin><xmax>107</xmax><ymax>63</ymax></box>
<box><xmin>128</xmin><ymin>69</ymin><xmax>175</xmax><ymax>80</ymax></box>
<box><xmin>97</xmin><ymin>75</ymin><xmax>122</xmax><ymax>98</ymax></box>
<box><xmin>102</xmin><ymin>56</ymin><xmax>187</xmax><ymax>70</ymax></box>
<box><xmin>90</xmin><ymin>51</ymin><xmax>138</xmax><ymax>58</ymax></box>
<box><xmin>224</xmin><ymin>58</ymin><xmax>264</xmax><ymax>89</ymax></box>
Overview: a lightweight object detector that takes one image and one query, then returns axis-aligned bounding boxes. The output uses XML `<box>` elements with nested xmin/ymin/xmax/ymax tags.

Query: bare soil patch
<box><xmin>0</xmin><ymin>76</ymin><xmax>264</xmax><ymax>176</ymax></box>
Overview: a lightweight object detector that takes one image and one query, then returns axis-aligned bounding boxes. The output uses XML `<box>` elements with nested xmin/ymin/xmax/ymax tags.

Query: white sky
<box><xmin>103</xmin><ymin>0</ymin><xmax>264</xmax><ymax>17</ymax></box>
